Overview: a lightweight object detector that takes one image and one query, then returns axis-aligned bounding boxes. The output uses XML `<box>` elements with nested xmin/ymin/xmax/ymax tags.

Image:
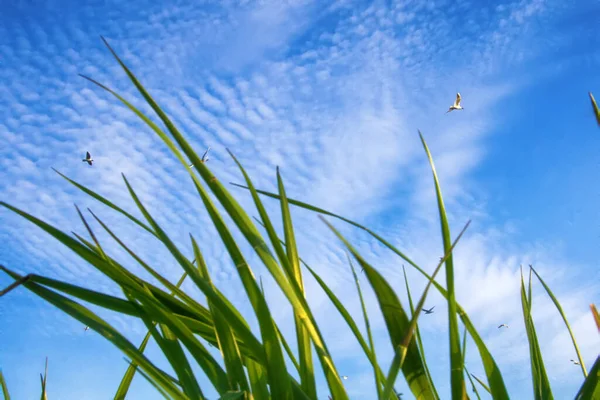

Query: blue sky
<box><xmin>1</xmin><ymin>0</ymin><xmax>599</xmax><ymax>399</ymax></box>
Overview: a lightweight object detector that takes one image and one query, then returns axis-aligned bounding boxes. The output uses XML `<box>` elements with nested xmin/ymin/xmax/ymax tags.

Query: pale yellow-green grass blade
<box><xmin>382</xmin><ymin>220</ymin><xmax>471</xmax><ymax>400</ymax></box>
<box><xmin>233</xmin><ymin>186</ymin><xmax>510</xmax><ymax>399</ymax></box>
<box><xmin>574</xmin><ymin>355</ymin><xmax>599</xmax><ymax>400</ymax></box>
<box><xmin>418</xmin><ymin>131</ymin><xmax>466</xmax><ymax>399</ymax></box>
<box><xmin>192</xmin><ymin>237</ymin><xmax>250</xmax><ymax>393</ymax></box>
<box><xmin>470</xmin><ymin>373</ymin><xmax>491</xmax><ymax>394</ymax></box>
<box><xmin>52</xmin><ymin>168</ymin><xmax>155</xmax><ymax>237</ymax></box>
<box><xmin>348</xmin><ymin>255</ymin><xmax>384</xmax><ymax>398</ymax></box>
<box><xmin>114</xmin><ymin>272</ymin><xmax>189</xmax><ymax>400</ymax></box>
<box><xmin>225</xmin><ymin>152</ymin><xmax>346</xmax><ymax>399</ymax></box>
<box><xmin>590</xmin><ymin>92</ymin><xmax>600</xmax><ymax>127</ymax></box>
<box><xmin>591</xmin><ymin>304</ymin><xmax>600</xmax><ymax>333</ymax></box>
<box><xmin>40</xmin><ymin>357</ymin><xmax>48</xmax><ymax>400</ymax></box>
<box><xmin>520</xmin><ymin>269</ymin><xmax>553</xmax><ymax>400</ymax></box>
<box><xmin>320</xmin><ymin>216</ymin><xmax>436</xmax><ymax>399</ymax></box>
<box><xmin>0</xmin><ymin>370</ymin><xmax>10</xmax><ymax>400</ymax></box>
<box><xmin>402</xmin><ymin>265</ymin><xmax>438</xmax><ymax>400</ymax></box>
<box><xmin>277</xmin><ymin>167</ymin><xmax>316</xmax><ymax>399</ymax></box>
<box><xmin>0</xmin><ymin>267</ymin><xmax>185</xmax><ymax>398</ymax></box>
<box><xmin>530</xmin><ymin>265</ymin><xmax>587</xmax><ymax>377</ymax></box>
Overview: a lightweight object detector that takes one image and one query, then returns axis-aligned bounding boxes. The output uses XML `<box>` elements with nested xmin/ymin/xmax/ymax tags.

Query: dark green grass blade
<box><xmin>418</xmin><ymin>131</ymin><xmax>465</xmax><ymax>399</ymax></box>
<box><xmin>0</xmin><ymin>370</ymin><xmax>10</xmax><ymax>400</ymax></box>
<box><xmin>245</xmin><ymin>356</ymin><xmax>270</xmax><ymax>400</ymax></box>
<box><xmin>520</xmin><ymin>269</ymin><xmax>553</xmax><ymax>400</ymax></box>
<box><xmin>402</xmin><ymin>265</ymin><xmax>438</xmax><ymax>399</ymax></box>
<box><xmin>192</xmin><ymin>237</ymin><xmax>249</xmax><ymax>393</ymax></box>
<box><xmin>232</xmin><ymin>187</ymin><xmax>510</xmax><ymax>399</ymax></box>
<box><xmin>0</xmin><ymin>266</ymin><xmax>185</xmax><ymax>398</ymax></box>
<box><xmin>590</xmin><ymin>92</ymin><xmax>600</xmax><ymax>127</ymax></box>
<box><xmin>470</xmin><ymin>373</ymin><xmax>491</xmax><ymax>394</ymax></box>
<box><xmin>382</xmin><ymin>220</ymin><xmax>471</xmax><ymax>400</ymax></box>
<box><xmin>574</xmin><ymin>356</ymin><xmax>599</xmax><ymax>400</ymax></box>
<box><xmin>530</xmin><ymin>266</ymin><xmax>587</xmax><ymax>376</ymax></box>
<box><xmin>114</xmin><ymin>272</ymin><xmax>188</xmax><ymax>400</ymax></box>
<box><xmin>320</xmin><ymin>216</ymin><xmax>436</xmax><ymax>399</ymax></box>
<box><xmin>277</xmin><ymin>167</ymin><xmax>316</xmax><ymax>399</ymax></box>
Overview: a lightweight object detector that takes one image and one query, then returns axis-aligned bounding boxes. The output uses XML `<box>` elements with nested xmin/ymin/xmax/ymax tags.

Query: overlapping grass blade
<box><xmin>418</xmin><ymin>131</ymin><xmax>466</xmax><ymax>399</ymax></box>
<box><xmin>245</xmin><ymin>356</ymin><xmax>269</xmax><ymax>400</ymax></box>
<box><xmin>530</xmin><ymin>265</ymin><xmax>587</xmax><ymax>376</ymax></box>
<box><xmin>319</xmin><ymin>216</ymin><xmax>436</xmax><ymax>399</ymax></box>
<box><xmin>574</xmin><ymin>356</ymin><xmax>599</xmax><ymax>400</ymax></box>
<box><xmin>470</xmin><ymin>373</ymin><xmax>491</xmax><ymax>394</ymax></box>
<box><xmin>590</xmin><ymin>92</ymin><xmax>600</xmax><ymax>126</ymax></box>
<box><xmin>277</xmin><ymin>167</ymin><xmax>316</xmax><ymax>399</ymax></box>
<box><xmin>40</xmin><ymin>357</ymin><xmax>48</xmax><ymax>400</ymax></box>
<box><xmin>381</xmin><ymin>220</ymin><xmax>471</xmax><ymax>400</ymax></box>
<box><xmin>402</xmin><ymin>265</ymin><xmax>438</xmax><ymax>399</ymax></box>
<box><xmin>520</xmin><ymin>269</ymin><xmax>553</xmax><ymax>400</ymax></box>
<box><xmin>0</xmin><ymin>370</ymin><xmax>10</xmax><ymax>400</ymax></box>
<box><xmin>231</xmin><ymin>186</ymin><xmax>510</xmax><ymax>398</ymax></box>
<box><xmin>114</xmin><ymin>272</ymin><xmax>189</xmax><ymax>400</ymax></box>
<box><xmin>464</xmin><ymin>367</ymin><xmax>482</xmax><ymax>399</ymax></box>
<box><xmin>191</xmin><ymin>237</ymin><xmax>249</xmax><ymax>393</ymax></box>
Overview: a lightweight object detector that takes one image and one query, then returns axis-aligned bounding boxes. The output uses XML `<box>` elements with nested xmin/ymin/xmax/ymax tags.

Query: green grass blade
<box><xmin>40</xmin><ymin>357</ymin><xmax>48</xmax><ymax>400</ymax></box>
<box><xmin>464</xmin><ymin>367</ymin><xmax>482</xmax><ymax>400</ymax></box>
<box><xmin>320</xmin><ymin>216</ymin><xmax>436</xmax><ymax>399</ymax></box>
<box><xmin>590</xmin><ymin>92</ymin><xmax>600</xmax><ymax>127</ymax></box>
<box><xmin>234</xmin><ymin>187</ymin><xmax>510</xmax><ymax>399</ymax></box>
<box><xmin>0</xmin><ymin>370</ymin><xmax>10</xmax><ymax>400</ymax></box>
<box><xmin>382</xmin><ymin>220</ymin><xmax>471</xmax><ymax>400</ymax></box>
<box><xmin>520</xmin><ymin>269</ymin><xmax>553</xmax><ymax>400</ymax></box>
<box><xmin>245</xmin><ymin>356</ymin><xmax>270</xmax><ymax>400</ymax></box>
<box><xmin>530</xmin><ymin>265</ymin><xmax>587</xmax><ymax>377</ymax></box>
<box><xmin>591</xmin><ymin>304</ymin><xmax>600</xmax><ymax>333</ymax></box>
<box><xmin>123</xmin><ymin>360</ymin><xmax>172</xmax><ymax>400</ymax></box>
<box><xmin>114</xmin><ymin>272</ymin><xmax>189</xmax><ymax>400</ymax></box>
<box><xmin>402</xmin><ymin>265</ymin><xmax>438</xmax><ymax>400</ymax></box>
<box><xmin>277</xmin><ymin>167</ymin><xmax>316</xmax><ymax>399</ymax></box>
<box><xmin>418</xmin><ymin>131</ymin><xmax>466</xmax><ymax>399</ymax></box>
<box><xmin>470</xmin><ymin>373</ymin><xmax>491</xmax><ymax>394</ymax></box>
<box><xmin>574</xmin><ymin>356</ymin><xmax>599</xmax><ymax>400</ymax></box>
<box><xmin>192</xmin><ymin>237</ymin><xmax>250</xmax><ymax>393</ymax></box>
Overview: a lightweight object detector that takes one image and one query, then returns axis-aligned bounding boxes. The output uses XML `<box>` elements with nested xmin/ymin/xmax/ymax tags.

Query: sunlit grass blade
<box><xmin>402</xmin><ymin>265</ymin><xmax>438</xmax><ymax>399</ymax></box>
<box><xmin>530</xmin><ymin>265</ymin><xmax>587</xmax><ymax>376</ymax></box>
<box><xmin>192</xmin><ymin>237</ymin><xmax>249</xmax><ymax>393</ymax></box>
<box><xmin>520</xmin><ymin>269</ymin><xmax>553</xmax><ymax>400</ymax></box>
<box><xmin>320</xmin><ymin>216</ymin><xmax>436</xmax><ymax>399</ymax></box>
<box><xmin>590</xmin><ymin>92</ymin><xmax>600</xmax><ymax>126</ymax></box>
<box><xmin>591</xmin><ymin>304</ymin><xmax>600</xmax><ymax>333</ymax></box>
<box><xmin>0</xmin><ymin>267</ymin><xmax>185</xmax><ymax>398</ymax></box>
<box><xmin>382</xmin><ymin>220</ymin><xmax>471</xmax><ymax>400</ymax></box>
<box><xmin>418</xmin><ymin>131</ymin><xmax>466</xmax><ymax>399</ymax></box>
<box><xmin>114</xmin><ymin>272</ymin><xmax>189</xmax><ymax>400</ymax></box>
<box><xmin>245</xmin><ymin>356</ymin><xmax>269</xmax><ymax>399</ymax></box>
<box><xmin>0</xmin><ymin>370</ymin><xmax>10</xmax><ymax>400</ymax></box>
<box><xmin>233</xmin><ymin>186</ymin><xmax>510</xmax><ymax>398</ymax></box>
<box><xmin>574</xmin><ymin>356</ymin><xmax>599</xmax><ymax>400</ymax></box>
<box><xmin>40</xmin><ymin>357</ymin><xmax>48</xmax><ymax>400</ymax></box>
<box><xmin>277</xmin><ymin>167</ymin><xmax>316</xmax><ymax>399</ymax></box>
<box><xmin>470</xmin><ymin>373</ymin><xmax>491</xmax><ymax>394</ymax></box>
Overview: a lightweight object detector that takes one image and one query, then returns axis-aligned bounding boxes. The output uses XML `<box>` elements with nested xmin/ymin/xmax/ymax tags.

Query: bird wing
<box><xmin>86</xmin><ymin>151</ymin><xmax>91</xmax><ymax>159</ymax></box>
<box><xmin>202</xmin><ymin>147</ymin><xmax>211</xmax><ymax>160</ymax></box>
<box><xmin>454</xmin><ymin>93</ymin><xmax>461</xmax><ymax>107</ymax></box>
<box><xmin>430</xmin><ymin>306</ymin><xmax>435</xmax><ymax>311</ymax></box>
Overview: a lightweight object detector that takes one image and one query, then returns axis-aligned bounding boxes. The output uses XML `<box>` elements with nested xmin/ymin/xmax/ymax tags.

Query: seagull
<box><xmin>498</xmin><ymin>324</ymin><xmax>508</xmax><ymax>329</ymax></box>
<box><xmin>82</xmin><ymin>151</ymin><xmax>93</xmax><ymax>166</ymax></box>
<box><xmin>189</xmin><ymin>147</ymin><xmax>211</xmax><ymax>168</ymax></box>
<box><xmin>423</xmin><ymin>306</ymin><xmax>435</xmax><ymax>314</ymax></box>
<box><xmin>84</xmin><ymin>326</ymin><xmax>89</xmax><ymax>331</ymax></box>
<box><xmin>446</xmin><ymin>93</ymin><xmax>464</xmax><ymax>113</ymax></box>
<box><xmin>570</xmin><ymin>359</ymin><xmax>580</xmax><ymax>365</ymax></box>
<box><xmin>342</xmin><ymin>375</ymin><xmax>348</xmax><ymax>380</ymax></box>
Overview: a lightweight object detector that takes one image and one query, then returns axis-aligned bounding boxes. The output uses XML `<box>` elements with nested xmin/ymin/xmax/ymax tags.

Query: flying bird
<box><xmin>84</xmin><ymin>326</ymin><xmax>89</xmax><ymax>331</ymax></box>
<box><xmin>82</xmin><ymin>151</ymin><xmax>93</xmax><ymax>166</ymax></box>
<box><xmin>189</xmin><ymin>147</ymin><xmax>211</xmax><ymax>168</ymax></box>
<box><xmin>446</xmin><ymin>93</ymin><xmax>464</xmax><ymax>113</ymax></box>
<box><xmin>342</xmin><ymin>375</ymin><xmax>348</xmax><ymax>380</ymax></box>
<box><xmin>423</xmin><ymin>306</ymin><xmax>435</xmax><ymax>314</ymax></box>
<box><xmin>570</xmin><ymin>359</ymin><xmax>580</xmax><ymax>365</ymax></box>
<box><xmin>498</xmin><ymin>324</ymin><xmax>508</xmax><ymax>329</ymax></box>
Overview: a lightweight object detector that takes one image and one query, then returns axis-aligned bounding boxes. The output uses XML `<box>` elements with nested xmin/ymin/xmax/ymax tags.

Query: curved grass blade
<box><xmin>382</xmin><ymin>220</ymin><xmax>471</xmax><ymax>400</ymax></box>
<box><xmin>232</xmin><ymin>187</ymin><xmax>510</xmax><ymax>398</ymax></box>
<box><xmin>520</xmin><ymin>269</ymin><xmax>553</xmax><ymax>400</ymax></box>
<box><xmin>530</xmin><ymin>265</ymin><xmax>587</xmax><ymax>377</ymax></box>
<box><xmin>590</xmin><ymin>92</ymin><xmax>600</xmax><ymax>127</ymax></box>
<box><xmin>320</xmin><ymin>216</ymin><xmax>436</xmax><ymax>399</ymax></box>
<box><xmin>470</xmin><ymin>373</ymin><xmax>491</xmax><ymax>394</ymax></box>
<box><xmin>574</xmin><ymin>355</ymin><xmax>599</xmax><ymax>400</ymax></box>
<box><xmin>277</xmin><ymin>167</ymin><xmax>316</xmax><ymax>399</ymax></box>
<box><xmin>418</xmin><ymin>131</ymin><xmax>465</xmax><ymax>399</ymax></box>
<box><xmin>591</xmin><ymin>304</ymin><xmax>600</xmax><ymax>333</ymax></box>
<box><xmin>0</xmin><ymin>370</ymin><xmax>10</xmax><ymax>400</ymax></box>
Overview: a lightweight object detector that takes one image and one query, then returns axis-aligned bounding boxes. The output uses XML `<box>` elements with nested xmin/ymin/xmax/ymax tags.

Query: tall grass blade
<box><xmin>520</xmin><ymin>269</ymin><xmax>553</xmax><ymax>400</ymax></box>
<box><xmin>232</xmin><ymin>186</ymin><xmax>510</xmax><ymax>398</ymax></box>
<box><xmin>464</xmin><ymin>367</ymin><xmax>482</xmax><ymax>399</ymax></box>
<box><xmin>0</xmin><ymin>370</ymin><xmax>10</xmax><ymax>400</ymax></box>
<box><xmin>245</xmin><ymin>356</ymin><xmax>269</xmax><ymax>400</ymax></box>
<box><xmin>530</xmin><ymin>266</ymin><xmax>587</xmax><ymax>376</ymax></box>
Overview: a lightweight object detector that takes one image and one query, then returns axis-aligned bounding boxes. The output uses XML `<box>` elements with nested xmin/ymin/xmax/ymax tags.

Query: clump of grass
<box><xmin>1</xmin><ymin>38</ymin><xmax>598</xmax><ymax>399</ymax></box>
